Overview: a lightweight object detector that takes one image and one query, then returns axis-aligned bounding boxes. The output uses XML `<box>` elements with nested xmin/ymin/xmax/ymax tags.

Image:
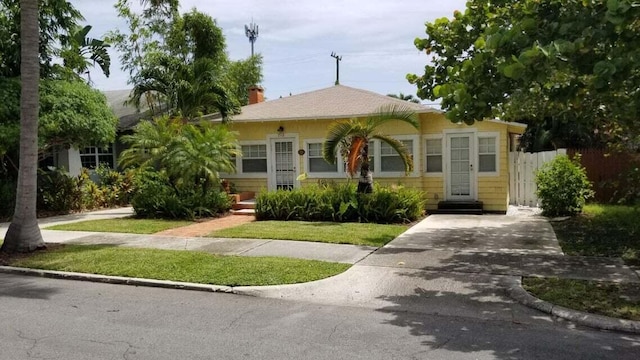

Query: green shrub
<box><xmin>255</xmin><ymin>183</ymin><xmax>425</xmax><ymax>223</ymax></box>
<box><xmin>37</xmin><ymin>168</ymin><xmax>85</xmax><ymax>212</ymax></box>
<box><xmin>535</xmin><ymin>155</ymin><xmax>594</xmax><ymax>217</ymax></box>
<box><xmin>0</xmin><ymin>179</ymin><xmax>16</xmax><ymax>219</ymax></box>
<box><xmin>94</xmin><ymin>165</ymin><xmax>136</xmax><ymax>207</ymax></box>
<box><xmin>131</xmin><ymin>171</ymin><xmax>230</xmax><ymax>220</ymax></box>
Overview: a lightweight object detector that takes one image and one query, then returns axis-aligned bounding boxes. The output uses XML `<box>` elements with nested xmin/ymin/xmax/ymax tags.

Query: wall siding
<box><xmin>227</xmin><ymin>113</ymin><xmax>525</xmax><ymax>212</ymax></box>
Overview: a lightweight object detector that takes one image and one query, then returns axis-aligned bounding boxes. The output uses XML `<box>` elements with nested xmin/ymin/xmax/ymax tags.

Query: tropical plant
<box><xmin>322</xmin><ymin>104</ymin><xmax>419</xmax><ymax>193</ymax></box>
<box><xmin>387</xmin><ymin>92</ymin><xmax>420</xmax><ymax>104</ymax></box>
<box><xmin>2</xmin><ymin>0</ymin><xmax>45</xmax><ymax>253</ymax></box>
<box><xmin>119</xmin><ymin>117</ymin><xmax>239</xmax><ymax>191</ymax></box>
<box><xmin>130</xmin><ymin>57</ymin><xmax>237</xmax><ymax>121</ymax></box>
<box><xmin>255</xmin><ymin>183</ymin><xmax>425</xmax><ymax>224</ymax></box>
<box><xmin>59</xmin><ymin>24</ymin><xmax>111</xmax><ymax>79</ymax></box>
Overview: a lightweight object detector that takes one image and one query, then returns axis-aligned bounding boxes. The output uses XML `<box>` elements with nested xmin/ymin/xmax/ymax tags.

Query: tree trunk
<box><xmin>1</xmin><ymin>0</ymin><xmax>45</xmax><ymax>253</ymax></box>
<box><xmin>357</xmin><ymin>146</ymin><xmax>373</xmax><ymax>194</ymax></box>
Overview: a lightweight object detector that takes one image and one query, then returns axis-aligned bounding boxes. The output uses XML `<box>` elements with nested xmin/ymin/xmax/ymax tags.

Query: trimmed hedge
<box><xmin>255</xmin><ymin>183</ymin><xmax>426</xmax><ymax>223</ymax></box>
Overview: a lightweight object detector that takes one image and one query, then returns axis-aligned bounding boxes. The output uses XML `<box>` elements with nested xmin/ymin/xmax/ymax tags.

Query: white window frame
<box><xmin>476</xmin><ymin>132</ymin><xmax>500</xmax><ymax>177</ymax></box>
<box><xmin>423</xmin><ymin>134</ymin><xmax>444</xmax><ymax>177</ymax></box>
<box><xmin>374</xmin><ymin>135</ymin><xmax>420</xmax><ymax>178</ymax></box>
<box><xmin>224</xmin><ymin>141</ymin><xmax>269</xmax><ymax>179</ymax></box>
<box><xmin>303</xmin><ymin>139</ymin><xmax>343</xmax><ymax>178</ymax></box>
<box><xmin>79</xmin><ymin>143</ymin><xmax>116</xmax><ymax>169</ymax></box>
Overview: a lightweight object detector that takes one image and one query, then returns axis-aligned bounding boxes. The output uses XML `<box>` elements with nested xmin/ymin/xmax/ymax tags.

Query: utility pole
<box><xmin>330</xmin><ymin>52</ymin><xmax>342</xmax><ymax>85</ymax></box>
<box><xmin>245</xmin><ymin>21</ymin><xmax>259</xmax><ymax>57</ymax></box>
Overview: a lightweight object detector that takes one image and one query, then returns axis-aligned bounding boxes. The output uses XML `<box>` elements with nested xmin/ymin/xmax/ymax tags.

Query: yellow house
<box><xmin>215</xmin><ymin>85</ymin><xmax>526</xmax><ymax>213</ymax></box>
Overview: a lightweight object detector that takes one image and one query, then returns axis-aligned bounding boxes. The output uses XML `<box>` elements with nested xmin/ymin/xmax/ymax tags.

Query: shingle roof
<box><xmin>103</xmin><ymin>89</ymin><xmax>151</xmax><ymax>130</ymax></box>
<box><xmin>227</xmin><ymin>85</ymin><xmax>438</xmax><ymax>122</ymax></box>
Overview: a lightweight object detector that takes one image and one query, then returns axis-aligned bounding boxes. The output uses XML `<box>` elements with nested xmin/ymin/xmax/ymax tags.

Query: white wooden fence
<box><xmin>509</xmin><ymin>149</ymin><xmax>567</xmax><ymax>207</ymax></box>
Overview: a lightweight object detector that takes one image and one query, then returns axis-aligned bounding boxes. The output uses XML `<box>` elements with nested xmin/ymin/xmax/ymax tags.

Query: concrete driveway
<box><xmin>237</xmin><ymin>214</ymin><xmax>636</xmax><ymax>327</ymax></box>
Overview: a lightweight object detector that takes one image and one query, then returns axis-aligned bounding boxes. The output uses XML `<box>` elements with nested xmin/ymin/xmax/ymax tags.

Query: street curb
<box><xmin>0</xmin><ymin>266</ymin><xmax>236</xmax><ymax>294</ymax></box>
<box><xmin>505</xmin><ymin>277</ymin><xmax>640</xmax><ymax>334</ymax></box>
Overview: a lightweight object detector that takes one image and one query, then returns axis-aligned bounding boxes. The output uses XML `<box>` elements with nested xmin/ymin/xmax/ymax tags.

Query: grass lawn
<box><xmin>551</xmin><ymin>204</ymin><xmax>640</xmax><ymax>265</ymax></box>
<box><xmin>45</xmin><ymin>218</ymin><xmax>194</xmax><ymax>234</ymax></box>
<box><xmin>209</xmin><ymin>221</ymin><xmax>408</xmax><ymax>247</ymax></box>
<box><xmin>523</xmin><ymin>277</ymin><xmax>640</xmax><ymax>321</ymax></box>
<box><xmin>9</xmin><ymin>244</ymin><xmax>350</xmax><ymax>286</ymax></box>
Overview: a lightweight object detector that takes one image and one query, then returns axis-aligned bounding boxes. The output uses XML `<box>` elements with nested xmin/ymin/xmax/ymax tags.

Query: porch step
<box><xmin>432</xmin><ymin>201</ymin><xmax>483</xmax><ymax>215</ymax></box>
<box><xmin>231</xmin><ymin>208</ymin><xmax>256</xmax><ymax>216</ymax></box>
<box><xmin>232</xmin><ymin>199</ymin><xmax>256</xmax><ymax>215</ymax></box>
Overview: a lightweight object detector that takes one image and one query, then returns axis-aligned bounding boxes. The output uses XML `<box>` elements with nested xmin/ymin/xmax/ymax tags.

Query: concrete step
<box><xmin>232</xmin><ymin>199</ymin><xmax>256</xmax><ymax>211</ymax></box>
<box><xmin>429</xmin><ymin>208</ymin><xmax>483</xmax><ymax>215</ymax></box>
<box><xmin>438</xmin><ymin>200</ymin><xmax>483</xmax><ymax>210</ymax></box>
<box><xmin>231</xmin><ymin>209</ymin><xmax>256</xmax><ymax>216</ymax></box>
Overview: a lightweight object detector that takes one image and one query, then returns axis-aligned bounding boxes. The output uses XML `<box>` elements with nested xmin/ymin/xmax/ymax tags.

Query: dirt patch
<box><xmin>154</xmin><ymin>215</ymin><xmax>256</xmax><ymax>237</ymax></box>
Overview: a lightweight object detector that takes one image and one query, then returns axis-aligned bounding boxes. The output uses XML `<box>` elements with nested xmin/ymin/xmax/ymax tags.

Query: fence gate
<box><xmin>509</xmin><ymin>149</ymin><xmax>566</xmax><ymax>207</ymax></box>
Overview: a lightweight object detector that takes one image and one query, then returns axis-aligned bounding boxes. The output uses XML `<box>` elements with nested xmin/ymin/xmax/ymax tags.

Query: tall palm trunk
<box><xmin>1</xmin><ymin>0</ymin><xmax>45</xmax><ymax>253</ymax></box>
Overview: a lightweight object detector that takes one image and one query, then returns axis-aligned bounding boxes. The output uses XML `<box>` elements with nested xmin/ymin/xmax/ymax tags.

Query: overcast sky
<box><xmin>72</xmin><ymin>0</ymin><xmax>467</xmax><ymax>103</ymax></box>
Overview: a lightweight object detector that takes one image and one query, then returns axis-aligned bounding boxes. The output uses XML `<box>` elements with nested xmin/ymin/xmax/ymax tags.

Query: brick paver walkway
<box><xmin>154</xmin><ymin>215</ymin><xmax>256</xmax><ymax>237</ymax></box>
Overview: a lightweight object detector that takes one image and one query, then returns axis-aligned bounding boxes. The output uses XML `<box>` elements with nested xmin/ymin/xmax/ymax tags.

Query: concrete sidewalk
<box><xmin>42</xmin><ymin>231</ymin><xmax>375</xmax><ymax>264</ymax></box>
<box><xmin>1</xmin><ymin>207</ymin><xmax>375</xmax><ymax>264</ymax></box>
<box><xmin>0</xmin><ymin>207</ymin><xmax>135</xmax><ymax>238</ymax></box>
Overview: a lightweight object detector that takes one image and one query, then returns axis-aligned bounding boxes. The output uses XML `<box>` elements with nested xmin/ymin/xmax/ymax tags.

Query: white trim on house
<box><xmin>303</xmin><ymin>138</ymin><xmax>345</xmax><ymax>178</ymax></box>
<box><xmin>223</xmin><ymin>140</ymin><xmax>269</xmax><ymax>179</ymax></box>
<box><xmin>267</xmin><ymin>133</ymin><xmax>300</xmax><ymax>190</ymax></box>
<box><xmin>476</xmin><ymin>131</ymin><xmax>500</xmax><ymax>177</ymax></box>
<box><xmin>444</xmin><ymin>131</ymin><xmax>477</xmax><ymax>201</ymax></box>
<box><xmin>423</xmin><ymin>134</ymin><xmax>444</xmax><ymax>177</ymax></box>
<box><xmin>371</xmin><ymin>134</ymin><xmax>420</xmax><ymax>178</ymax></box>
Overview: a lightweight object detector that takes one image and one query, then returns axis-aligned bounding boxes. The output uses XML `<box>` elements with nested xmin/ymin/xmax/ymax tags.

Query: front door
<box><xmin>271</xmin><ymin>138</ymin><xmax>296</xmax><ymax>190</ymax></box>
<box><xmin>446</xmin><ymin>133</ymin><xmax>475</xmax><ymax>200</ymax></box>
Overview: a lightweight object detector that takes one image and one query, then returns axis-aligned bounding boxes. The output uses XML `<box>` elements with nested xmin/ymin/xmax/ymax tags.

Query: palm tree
<box><xmin>131</xmin><ymin>57</ymin><xmax>238</xmax><ymax>122</ymax></box>
<box><xmin>2</xmin><ymin>0</ymin><xmax>45</xmax><ymax>253</ymax></box>
<box><xmin>387</xmin><ymin>92</ymin><xmax>421</xmax><ymax>104</ymax></box>
<box><xmin>119</xmin><ymin>117</ymin><xmax>238</xmax><ymax>190</ymax></box>
<box><xmin>323</xmin><ymin>104</ymin><xmax>419</xmax><ymax>193</ymax></box>
<box><xmin>166</xmin><ymin>122</ymin><xmax>239</xmax><ymax>192</ymax></box>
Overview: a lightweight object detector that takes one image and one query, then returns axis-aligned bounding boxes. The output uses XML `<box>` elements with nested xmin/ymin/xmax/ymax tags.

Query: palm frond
<box><xmin>367</xmin><ymin>104</ymin><xmax>419</xmax><ymax>130</ymax></box>
<box><xmin>323</xmin><ymin>121</ymin><xmax>356</xmax><ymax>164</ymax></box>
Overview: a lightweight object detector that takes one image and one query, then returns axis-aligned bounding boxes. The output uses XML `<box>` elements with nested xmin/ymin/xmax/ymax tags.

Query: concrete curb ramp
<box><xmin>505</xmin><ymin>277</ymin><xmax>640</xmax><ymax>334</ymax></box>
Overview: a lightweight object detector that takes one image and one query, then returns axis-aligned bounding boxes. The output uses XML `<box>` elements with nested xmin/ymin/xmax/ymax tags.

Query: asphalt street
<box><xmin>1</xmin><ymin>273</ymin><xmax>639</xmax><ymax>360</ymax></box>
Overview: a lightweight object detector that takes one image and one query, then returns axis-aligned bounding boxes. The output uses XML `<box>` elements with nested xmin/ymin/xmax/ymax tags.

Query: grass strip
<box><xmin>9</xmin><ymin>244</ymin><xmax>350</xmax><ymax>286</ymax></box>
<box><xmin>210</xmin><ymin>220</ymin><xmax>407</xmax><ymax>247</ymax></box>
<box><xmin>46</xmin><ymin>218</ymin><xmax>194</xmax><ymax>234</ymax></box>
<box><xmin>551</xmin><ymin>204</ymin><xmax>640</xmax><ymax>265</ymax></box>
<box><xmin>523</xmin><ymin>277</ymin><xmax>640</xmax><ymax>321</ymax></box>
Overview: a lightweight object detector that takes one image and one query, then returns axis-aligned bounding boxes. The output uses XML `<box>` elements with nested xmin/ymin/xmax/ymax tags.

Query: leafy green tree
<box><xmin>0</xmin><ymin>79</ymin><xmax>118</xmax><ymax>163</ymax></box>
<box><xmin>387</xmin><ymin>92</ymin><xmax>420</xmax><ymax>104</ymax></box>
<box><xmin>0</xmin><ymin>0</ymin><xmax>83</xmax><ymax>78</ymax></box>
<box><xmin>323</xmin><ymin>105</ymin><xmax>418</xmax><ymax>193</ymax></box>
<box><xmin>110</xmin><ymin>1</ymin><xmax>262</xmax><ymax>116</ymax></box>
<box><xmin>2</xmin><ymin>0</ymin><xmax>44</xmax><ymax>253</ymax></box>
<box><xmin>408</xmin><ymin>0</ymin><xmax>640</xmax><ymax>148</ymax></box>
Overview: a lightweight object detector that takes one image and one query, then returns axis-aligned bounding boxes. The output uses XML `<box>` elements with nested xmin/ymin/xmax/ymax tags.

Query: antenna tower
<box><xmin>245</xmin><ymin>21</ymin><xmax>259</xmax><ymax>57</ymax></box>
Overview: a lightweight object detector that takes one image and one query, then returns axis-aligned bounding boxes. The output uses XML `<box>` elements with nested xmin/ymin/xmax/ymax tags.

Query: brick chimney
<box><xmin>248</xmin><ymin>85</ymin><xmax>264</xmax><ymax>105</ymax></box>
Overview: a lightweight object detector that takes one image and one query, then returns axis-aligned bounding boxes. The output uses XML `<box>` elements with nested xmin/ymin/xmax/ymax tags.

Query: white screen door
<box><xmin>272</xmin><ymin>139</ymin><xmax>295</xmax><ymax>190</ymax></box>
<box><xmin>446</xmin><ymin>133</ymin><xmax>475</xmax><ymax>200</ymax></box>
